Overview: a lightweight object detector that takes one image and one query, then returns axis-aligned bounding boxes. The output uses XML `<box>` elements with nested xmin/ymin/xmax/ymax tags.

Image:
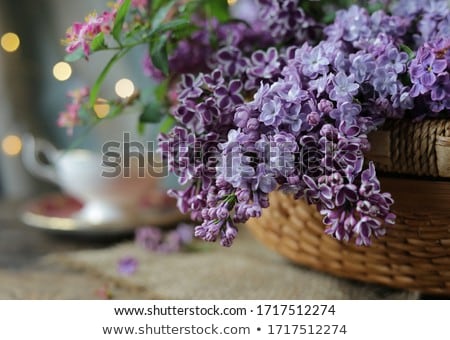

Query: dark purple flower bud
<box><xmin>220</xmin><ymin>221</ymin><xmax>238</xmax><ymax>247</ymax></box>
<box><xmin>236</xmin><ymin>188</ymin><xmax>251</xmax><ymax>203</ymax></box>
<box><xmin>247</xmin><ymin>118</ymin><xmax>260</xmax><ymax>130</ymax></box>
<box><xmin>318</xmin><ymin>99</ymin><xmax>334</xmax><ymax>114</ymax></box>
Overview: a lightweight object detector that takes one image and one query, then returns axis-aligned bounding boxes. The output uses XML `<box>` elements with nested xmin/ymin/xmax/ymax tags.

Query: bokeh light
<box><xmin>1</xmin><ymin>32</ymin><xmax>20</xmax><ymax>53</ymax></box>
<box><xmin>94</xmin><ymin>99</ymin><xmax>110</xmax><ymax>119</ymax></box>
<box><xmin>2</xmin><ymin>135</ymin><xmax>22</xmax><ymax>156</ymax></box>
<box><xmin>53</xmin><ymin>61</ymin><xmax>72</xmax><ymax>81</ymax></box>
<box><xmin>115</xmin><ymin>78</ymin><xmax>135</xmax><ymax>98</ymax></box>
<box><xmin>227</xmin><ymin>0</ymin><xmax>238</xmax><ymax>5</ymax></box>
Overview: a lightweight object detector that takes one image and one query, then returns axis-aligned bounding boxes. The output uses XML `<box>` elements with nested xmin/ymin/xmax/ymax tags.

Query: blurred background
<box><xmin>0</xmin><ymin>0</ymin><xmax>156</xmax><ymax>199</ymax></box>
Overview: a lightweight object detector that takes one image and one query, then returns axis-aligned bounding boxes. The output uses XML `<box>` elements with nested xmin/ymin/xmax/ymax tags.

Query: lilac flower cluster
<box><xmin>155</xmin><ymin>0</ymin><xmax>450</xmax><ymax>247</ymax></box>
<box><xmin>143</xmin><ymin>16</ymin><xmax>277</xmax><ymax>82</ymax></box>
<box><xmin>135</xmin><ymin>224</ymin><xmax>194</xmax><ymax>253</ymax></box>
<box><xmin>391</xmin><ymin>0</ymin><xmax>450</xmax><ymax>45</ymax></box>
<box><xmin>410</xmin><ymin>38</ymin><xmax>450</xmax><ymax>113</ymax></box>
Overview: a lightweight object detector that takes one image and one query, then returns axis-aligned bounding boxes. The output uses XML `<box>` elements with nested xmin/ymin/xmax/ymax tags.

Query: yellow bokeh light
<box><xmin>227</xmin><ymin>0</ymin><xmax>238</xmax><ymax>5</ymax></box>
<box><xmin>115</xmin><ymin>78</ymin><xmax>135</xmax><ymax>98</ymax></box>
<box><xmin>1</xmin><ymin>32</ymin><xmax>20</xmax><ymax>53</ymax></box>
<box><xmin>53</xmin><ymin>61</ymin><xmax>72</xmax><ymax>81</ymax></box>
<box><xmin>2</xmin><ymin>135</ymin><xmax>22</xmax><ymax>156</ymax></box>
<box><xmin>94</xmin><ymin>99</ymin><xmax>110</xmax><ymax>119</ymax></box>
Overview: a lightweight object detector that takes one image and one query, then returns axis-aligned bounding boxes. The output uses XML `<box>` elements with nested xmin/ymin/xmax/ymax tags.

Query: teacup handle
<box><xmin>21</xmin><ymin>134</ymin><xmax>59</xmax><ymax>184</ymax></box>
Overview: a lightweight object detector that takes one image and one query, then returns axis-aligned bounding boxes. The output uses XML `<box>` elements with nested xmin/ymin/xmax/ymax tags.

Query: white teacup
<box><xmin>22</xmin><ymin>136</ymin><xmax>155</xmax><ymax>224</ymax></box>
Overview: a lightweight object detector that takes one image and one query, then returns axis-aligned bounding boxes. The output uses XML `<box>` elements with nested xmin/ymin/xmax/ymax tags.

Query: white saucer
<box><xmin>20</xmin><ymin>192</ymin><xmax>186</xmax><ymax>236</ymax></box>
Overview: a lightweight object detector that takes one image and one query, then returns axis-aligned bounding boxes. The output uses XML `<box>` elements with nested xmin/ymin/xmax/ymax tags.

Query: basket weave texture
<box><xmin>246</xmin><ymin>119</ymin><xmax>450</xmax><ymax>294</ymax></box>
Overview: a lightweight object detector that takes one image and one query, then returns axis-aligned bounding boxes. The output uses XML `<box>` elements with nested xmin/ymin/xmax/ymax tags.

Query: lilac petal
<box><xmin>431</xmin><ymin>87</ymin><xmax>446</xmax><ymax>101</ymax></box>
<box><xmin>229</xmin><ymin>80</ymin><xmax>242</xmax><ymax>94</ymax></box>
<box><xmin>252</xmin><ymin>51</ymin><xmax>265</xmax><ymax>63</ymax></box>
<box><xmin>432</xmin><ymin>59</ymin><xmax>447</xmax><ymax>73</ymax></box>
<box><xmin>231</xmin><ymin>94</ymin><xmax>244</xmax><ymax>105</ymax></box>
<box><xmin>183</xmin><ymin>74</ymin><xmax>194</xmax><ymax>87</ymax></box>
<box><xmin>215</xmin><ymin>86</ymin><xmax>228</xmax><ymax>97</ymax></box>
<box><xmin>218</xmin><ymin>96</ymin><xmax>231</xmax><ymax>109</ymax></box>
<box><xmin>303</xmin><ymin>175</ymin><xmax>318</xmax><ymax>190</ymax></box>
<box><xmin>227</xmin><ymin>64</ymin><xmax>237</xmax><ymax>76</ymax></box>
<box><xmin>320</xmin><ymin>186</ymin><xmax>333</xmax><ymax>200</ymax></box>
<box><xmin>218</xmin><ymin>50</ymin><xmax>232</xmax><ymax>61</ymax></box>
<box><xmin>410</xmin><ymin>64</ymin><xmax>424</xmax><ymax>78</ymax></box>
<box><xmin>117</xmin><ymin>257</ymin><xmax>138</xmax><ymax>276</ymax></box>
<box><xmin>421</xmin><ymin>71</ymin><xmax>437</xmax><ymax>87</ymax></box>
<box><xmin>267</xmin><ymin>47</ymin><xmax>277</xmax><ymax>61</ymax></box>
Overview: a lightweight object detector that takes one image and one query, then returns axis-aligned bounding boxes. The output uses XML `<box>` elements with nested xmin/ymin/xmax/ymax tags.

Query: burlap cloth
<box><xmin>45</xmin><ymin>228</ymin><xmax>418</xmax><ymax>299</ymax></box>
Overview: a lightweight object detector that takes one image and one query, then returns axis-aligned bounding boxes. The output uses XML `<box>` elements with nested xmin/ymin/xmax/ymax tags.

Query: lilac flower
<box><xmin>330</xmin><ymin>102</ymin><xmax>362</xmax><ymax>123</ymax></box>
<box><xmin>203</xmin><ymin>69</ymin><xmax>224</xmax><ymax>89</ymax></box>
<box><xmin>249</xmin><ymin>47</ymin><xmax>281</xmax><ymax>79</ymax></box>
<box><xmin>410</xmin><ymin>47</ymin><xmax>447</xmax><ymax>93</ymax></box>
<box><xmin>220</xmin><ymin>220</ymin><xmax>238</xmax><ymax>247</ymax></box>
<box><xmin>135</xmin><ymin>224</ymin><xmax>194</xmax><ymax>253</ymax></box>
<box><xmin>378</xmin><ymin>45</ymin><xmax>409</xmax><ymax>74</ymax></box>
<box><xmin>431</xmin><ymin>73</ymin><xmax>450</xmax><ymax>101</ymax></box>
<box><xmin>325</xmin><ymin>5</ymin><xmax>370</xmax><ymax>43</ymax></box>
<box><xmin>216</xmin><ymin>46</ymin><xmax>248</xmax><ymax>77</ymax></box>
<box><xmin>259</xmin><ymin>96</ymin><xmax>283</xmax><ymax>126</ymax></box>
<box><xmin>372</xmin><ymin>68</ymin><xmax>399</xmax><ymax>97</ymax></box>
<box><xmin>135</xmin><ymin>226</ymin><xmax>163</xmax><ymax>251</ymax></box>
<box><xmin>350</xmin><ymin>53</ymin><xmax>376</xmax><ymax>83</ymax></box>
<box><xmin>178</xmin><ymin>74</ymin><xmax>203</xmax><ymax>101</ymax></box>
<box><xmin>329</xmin><ymin>72</ymin><xmax>360</xmax><ymax>103</ymax></box>
<box><xmin>302</xmin><ymin>46</ymin><xmax>330</xmax><ymax>78</ymax></box>
<box><xmin>117</xmin><ymin>257</ymin><xmax>138</xmax><ymax>276</ymax></box>
<box><xmin>153</xmin><ymin>0</ymin><xmax>450</xmax><ymax>249</ymax></box>
<box><xmin>214</xmin><ymin>80</ymin><xmax>244</xmax><ymax>109</ymax></box>
<box><xmin>196</xmin><ymin>98</ymin><xmax>218</xmax><ymax>126</ymax></box>
<box><xmin>216</xmin><ymin>149</ymin><xmax>256</xmax><ymax>188</ymax></box>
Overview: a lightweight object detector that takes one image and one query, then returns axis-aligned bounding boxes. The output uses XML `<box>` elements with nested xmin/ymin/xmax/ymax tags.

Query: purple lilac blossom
<box><xmin>117</xmin><ymin>257</ymin><xmax>138</xmax><ymax>276</ymax></box>
<box><xmin>155</xmin><ymin>0</ymin><xmax>449</xmax><ymax>248</ymax></box>
<box><xmin>135</xmin><ymin>224</ymin><xmax>194</xmax><ymax>253</ymax></box>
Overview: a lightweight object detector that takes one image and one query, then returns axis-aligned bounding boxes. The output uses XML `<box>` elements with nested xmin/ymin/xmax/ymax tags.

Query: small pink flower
<box><xmin>57</xmin><ymin>87</ymin><xmax>90</xmax><ymax>135</ymax></box>
<box><xmin>57</xmin><ymin>103</ymin><xmax>81</xmax><ymax>136</ymax></box>
<box><xmin>63</xmin><ymin>11</ymin><xmax>115</xmax><ymax>57</ymax></box>
<box><xmin>68</xmin><ymin>86</ymin><xmax>90</xmax><ymax>103</ymax></box>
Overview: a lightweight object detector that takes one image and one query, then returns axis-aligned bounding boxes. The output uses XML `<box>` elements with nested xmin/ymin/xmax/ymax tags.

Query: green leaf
<box><xmin>178</xmin><ymin>0</ymin><xmax>205</xmax><ymax>15</ymax></box>
<box><xmin>400</xmin><ymin>44</ymin><xmax>415</xmax><ymax>60</ymax></box>
<box><xmin>171</xmin><ymin>24</ymin><xmax>198</xmax><ymax>40</ymax></box>
<box><xmin>112</xmin><ymin>0</ymin><xmax>131</xmax><ymax>43</ymax></box>
<box><xmin>151</xmin><ymin>0</ymin><xmax>169</xmax><ymax>12</ymax></box>
<box><xmin>204</xmin><ymin>0</ymin><xmax>229</xmax><ymax>22</ymax></box>
<box><xmin>151</xmin><ymin>0</ymin><xmax>178</xmax><ymax>30</ymax></box>
<box><xmin>137</xmin><ymin>121</ymin><xmax>146</xmax><ymax>135</ymax></box>
<box><xmin>90</xmin><ymin>32</ymin><xmax>105</xmax><ymax>52</ymax></box>
<box><xmin>154</xmin><ymin>79</ymin><xmax>169</xmax><ymax>102</ymax></box>
<box><xmin>153</xmin><ymin>18</ymin><xmax>192</xmax><ymax>34</ymax></box>
<box><xmin>140</xmin><ymin>102</ymin><xmax>164</xmax><ymax>123</ymax></box>
<box><xmin>159</xmin><ymin>115</ymin><xmax>176</xmax><ymax>134</ymax></box>
<box><xmin>150</xmin><ymin>35</ymin><xmax>169</xmax><ymax>76</ymax></box>
<box><xmin>64</xmin><ymin>48</ymin><xmax>85</xmax><ymax>62</ymax></box>
<box><xmin>89</xmin><ymin>49</ymin><xmax>129</xmax><ymax>107</ymax></box>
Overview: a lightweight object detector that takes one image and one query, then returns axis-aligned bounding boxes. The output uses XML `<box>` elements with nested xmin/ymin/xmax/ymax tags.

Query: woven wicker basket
<box><xmin>246</xmin><ymin>119</ymin><xmax>450</xmax><ymax>295</ymax></box>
